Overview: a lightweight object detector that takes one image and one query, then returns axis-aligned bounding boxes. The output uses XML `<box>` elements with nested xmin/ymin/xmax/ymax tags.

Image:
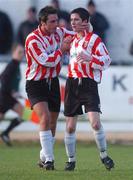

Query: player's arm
<box><xmin>60</xmin><ymin>22</ymin><xmax>92</xmax><ymax>39</ymax></box>
<box><xmin>90</xmin><ymin>37</ymin><xmax>111</xmax><ymax>71</ymax></box>
<box><xmin>27</xmin><ymin>40</ymin><xmax>63</xmax><ymax>67</ymax></box>
<box><xmin>59</xmin><ymin>27</ymin><xmax>75</xmax><ymax>38</ymax></box>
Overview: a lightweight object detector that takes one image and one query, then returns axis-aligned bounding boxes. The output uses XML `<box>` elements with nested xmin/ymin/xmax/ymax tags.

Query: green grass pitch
<box><xmin>0</xmin><ymin>142</ymin><xmax>133</xmax><ymax>180</ymax></box>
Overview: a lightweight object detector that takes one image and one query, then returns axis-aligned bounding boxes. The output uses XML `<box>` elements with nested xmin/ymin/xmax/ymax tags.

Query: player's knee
<box><xmin>67</xmin><ymin>125</ymin><xmax>75</xmax><ymax>134</ymax></box>
<box><xmin>91</xmin><ymin>121</ymin><xmax>101</xmax><ymax>131</ymax></box>
<box><xmin>39</xmin><ymin>113</ymin><xmax>50</xmax><ymax>127</ymax></box>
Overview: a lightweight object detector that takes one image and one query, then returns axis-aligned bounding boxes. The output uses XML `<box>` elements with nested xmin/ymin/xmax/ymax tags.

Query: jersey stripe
<box><xmin>25</xmin><ymin>26</ymin><xmax>74</xmax><ymax>80</ymax></box>
<box><xmin>68</xmin><ymin>32</ymin><xmax>111</xmax><ymax>83</ymax></box>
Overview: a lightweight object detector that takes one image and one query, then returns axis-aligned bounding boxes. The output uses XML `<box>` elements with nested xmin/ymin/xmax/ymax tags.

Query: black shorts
<box><xmin>26</xmin><ymin>77</ymin><xmax>61</xmax><ymax>112</ymax></box>
<box><xmin>0</xmin><ymin>91</ymin><xmax>18</xmax><ymax>113</ymax></box>
<box><xmin>64</xmin><ymin>78</ymin><xmax>101</xmax><ymax>117</ymax></box>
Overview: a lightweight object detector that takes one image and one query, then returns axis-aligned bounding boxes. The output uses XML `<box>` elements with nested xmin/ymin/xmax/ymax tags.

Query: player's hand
<box><xmin>76</xmin><ymin>22</ymin><xmax>88</xmax><ymax>32</ymax></box>
<box><xmin>76</xmin><ymin>22</ymin><xmax>93</xmax><ymax>33</ymax></box>
<box><xmin>60</xmin><ymin>36</ymin><xmax>72</xmax><ymax>53</ymax></box>
<box><xmin>76</xmin><ymin>52</ymin><xmax>92</xmax><ymax>63</ymax></box>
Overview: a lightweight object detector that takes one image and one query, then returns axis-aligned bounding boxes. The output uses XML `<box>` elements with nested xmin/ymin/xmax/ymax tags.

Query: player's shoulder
<box><xmin>56</xmin><ymin>27</ymin><xmax>66</xmax><ymax>34</ymax></box>
<box><xmin>86</xmin><ymin>32</ymin><xmax>102</xmax><ymax>42</ymax></box>
<box><xmin>86</xmin><ymin>31</ymin><xmax>97</xmax><ymax>38</ymax></box>
<box><xmin>25</xmin><ymin>29</ymin><xmax>39</xmax><ymax>45</ymax></box>
<box><xmin>83</xmin><ymin>32</ymin><xmax>102</xmax><ymax>49</ymax></box>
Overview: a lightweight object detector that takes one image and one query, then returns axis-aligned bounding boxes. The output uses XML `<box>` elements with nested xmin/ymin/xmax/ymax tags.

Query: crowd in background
<box><xmin>0</xmin><ymin>0</ymin><xmax>132</xmax><ymax>65</ymax></box>
<box><xmin>0</xmin><ymin>0</ymin><xmax>112</xmax><ymax>63</ymax></box>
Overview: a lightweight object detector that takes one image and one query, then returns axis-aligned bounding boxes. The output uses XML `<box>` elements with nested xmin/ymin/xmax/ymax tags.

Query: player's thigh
<box><xmin>26</xmin><ymin>79</ymin><xmax>49</xmax><ymax>109</ymax></box>
<box><xmin>33</xmin><ymin>101</ymin><xmax>50</xmax><ymax>119</ymax></box>
<box><xmin>0</xmin><ymin>93</ymin><xmax>17</xmax><ymax>114</ymax></box>
<box><xmin>81</xmin><ymin>78</ymin><xmax>101</xmax><ymax>113</ymax></box>
<box><xmin>64</xmin><ymin>78</ymin><xmax>83</xmax><ymax>117</ymax></box>
<box><xmin>48</xmin><ymin>78</ymin><xmax>61</xmax><ymax>112</ymax></box>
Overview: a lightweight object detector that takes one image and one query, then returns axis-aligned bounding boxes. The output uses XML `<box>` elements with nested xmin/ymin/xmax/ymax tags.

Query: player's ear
<box><xmin>41</xmin><ymin>21</ymin><xmax>46</xmax><ymax>26</ymax></box>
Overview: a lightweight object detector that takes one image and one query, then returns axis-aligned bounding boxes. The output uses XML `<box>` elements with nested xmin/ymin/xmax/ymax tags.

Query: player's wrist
<box><xmin>57</xmin><ymin>49</ymin><xmax>63</xmax><ymax>56</ymax></box>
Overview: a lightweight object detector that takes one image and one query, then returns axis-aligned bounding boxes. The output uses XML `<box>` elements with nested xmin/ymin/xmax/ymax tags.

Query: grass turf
<box><xmin>0</xmin><ymin>142</ymin><xmax>133</xmax><ymax>180</ymax></box>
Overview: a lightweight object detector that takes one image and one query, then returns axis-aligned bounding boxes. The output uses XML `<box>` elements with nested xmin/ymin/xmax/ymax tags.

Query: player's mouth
<box><xmin>72</xmin><ymin>25</ymin><xmax>76</xmax><ymax>29</ymax></box>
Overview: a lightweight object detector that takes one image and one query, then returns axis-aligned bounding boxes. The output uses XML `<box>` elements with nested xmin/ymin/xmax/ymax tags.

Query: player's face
<box><xmin>44</xmin><ymin>14</ymin><xmax>58</xmax><ymax>34</ymax></box>
<box><xmin>70</xmin><ymin>13</ymin><xmax>83</xmax><ymax>32</ymax></box>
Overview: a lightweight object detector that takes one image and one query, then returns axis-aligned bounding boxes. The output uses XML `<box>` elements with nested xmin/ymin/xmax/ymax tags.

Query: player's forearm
<box><xmin>40</xmin><ymin>49</ymin><xmax>62</xmax><ymax>67</ymax></box>
<box><xmin>29</xmin><ymin>46</ymin><xmax>62</xmax><ymax>68</ymax></box>
<box><xmin>90</xmin><ymin>55</ymin><xmax>111</xmax><ymax>71</ymax></box>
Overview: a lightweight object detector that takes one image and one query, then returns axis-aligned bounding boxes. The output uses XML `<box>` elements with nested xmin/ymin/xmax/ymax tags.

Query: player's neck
<box><xmin>77</xmin><ymin>30</ymin><xmax>87</xmax><ymax>39</ymax></box>
<box><xmin>40</xmin><ymin>25</ymin><xmax>51</xmax><ymax>36</ymax></box>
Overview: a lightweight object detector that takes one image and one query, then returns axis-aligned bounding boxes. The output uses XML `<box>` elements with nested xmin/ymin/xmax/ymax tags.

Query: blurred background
<box><xmin>0</xmin><ymin>0</ymin><xmax>133</xmax><ymax>142</ymax></box>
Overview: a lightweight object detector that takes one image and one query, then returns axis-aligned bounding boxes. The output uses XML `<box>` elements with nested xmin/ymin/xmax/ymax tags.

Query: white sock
<box><xmin>64</xmin><ymin>132</ymin><xmax>76</xmax><ymax>162</ymax></box>
<box><xmin>39</xmin><ymin>130</ymin><xmax>53</xmax><ymax>162</ymax></box>
<box><xmin>40</xmin><ymin>136</ymin><xmax>55</xmax><ymax>161</ymax></box>
<box><xmin>93</xmin><ymin>125</ymin><xmax>107</xmax><ymax>159</ymax></box>
<box><xmin>52</xmin><ymin>136</ymin><xmax>55</xmax><ymax>160</ymax></box>
<box><xmin>40</xmin><ymin>149</ymin><xmax>45</xmax><ymax>162</ymax></box>
<box><xmin>100</xmin><ymin>151</ymin><xmax>108</xmax><ymax>159</ymax></box>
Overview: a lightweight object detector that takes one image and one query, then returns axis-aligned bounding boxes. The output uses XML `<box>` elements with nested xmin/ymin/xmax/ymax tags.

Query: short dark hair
<box><xmin>28</xmin><ymin>6</ymin><xmax>37</xmax><ymax>13</ymax></box>
<box><xmin>71</xmin><ymin>8</ymin><xmax>90</xmax><ymax>22</ymax></box>
<box><xmin>87</xmin><ymin>0</ymin><xmax>95</xmax><ymax>7</ymax></box>
<box><xmin>38</xmin><ymin>6</ymin><xmax>57</xmax><ymax>23</ymax></box>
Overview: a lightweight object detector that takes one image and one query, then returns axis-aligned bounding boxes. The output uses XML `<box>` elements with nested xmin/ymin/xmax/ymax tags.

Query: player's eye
<box><xmin>50</xmin><ymin>19</ymin><xmax>58</xmax><ymax>23</ymax></box>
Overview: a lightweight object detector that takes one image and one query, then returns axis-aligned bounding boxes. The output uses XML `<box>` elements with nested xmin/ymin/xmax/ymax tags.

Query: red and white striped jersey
<box><xmin>25</xmin><ymin>26</ymin><xmax>74</xmax><ymax>80</ymax></box>
<box><xmin>68</xmin><ymin>32</ymin><xmax>111</xmax><ymax>83</ymax></box>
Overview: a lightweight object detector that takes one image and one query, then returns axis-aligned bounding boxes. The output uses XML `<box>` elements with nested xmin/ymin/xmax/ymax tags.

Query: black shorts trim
<box><xmin>26</xmin><ymin>77</ymin><xmax>61</xmax><ymax>112</ymax></box>
<box><xmin>64</xmin><ymin>77</ymin><xmax>101</xmax><ymax>117</ymax></box>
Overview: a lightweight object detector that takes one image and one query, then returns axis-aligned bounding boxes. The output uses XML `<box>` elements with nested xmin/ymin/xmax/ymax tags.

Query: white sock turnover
<box><xmin>39</xmin><ymin>130</ymin><xmax>53</xmax><ymax>162</ymax></box>
<box><xmin>64</xmin><ymin>132</ymin><xmax>76</xmax><ymax>162</ymax></box>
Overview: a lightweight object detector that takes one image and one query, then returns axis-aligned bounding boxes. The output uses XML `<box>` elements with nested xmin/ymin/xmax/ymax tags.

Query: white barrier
<box><xmin>0</xmin><ymin>63</ymin><xmax>133</xmax><ymax>122</ymax></box>
<box><xmin>59</xmin><ymin>66</ymin><xmax>133</xmax><ymax>122</ymax></box>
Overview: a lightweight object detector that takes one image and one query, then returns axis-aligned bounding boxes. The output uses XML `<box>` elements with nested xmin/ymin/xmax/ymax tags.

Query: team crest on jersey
<box><xmin>82</xmin><ymin>41</ymin><xmax>88</xmax><ymax>49</ymax></box>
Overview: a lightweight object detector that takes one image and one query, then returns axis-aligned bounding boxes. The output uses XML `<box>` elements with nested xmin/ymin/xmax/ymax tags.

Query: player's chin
<box><xmin>72</xmin><ymin>27</ymin><xmax>77</xmax><ymax>32</ymax></box>
<box><xmin>51</xmin><ymin>29</ymin><xmax>56</xmax><ymax>33</ymax></box>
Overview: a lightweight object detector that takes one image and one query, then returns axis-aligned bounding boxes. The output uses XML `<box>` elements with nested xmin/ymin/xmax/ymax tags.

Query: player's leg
<box><xmin>4</xmin><ymin>103</ymin><xmax>24</xmax><ymax>134</ymax></box>
<box><xmin>39</xmin><ymin>111</ymin><xmax>59</xmax><ymax>163</ymax></box>
<box><xmin>34</xmin><ymin>101</ymin><xmax>54</xmax><ymax>170</ymax></box>
<box><xmin>50</xmin><ymin>112</ymin><xmax>59</xmax><ymax>156</ymax></box>
<box><xmin>50</xmin><ymin>112</ymin><xmax>59</xmax><ymax>137</ymax></box>
<box><xmin>0</xmin><ymin>97</ymin><xmax>23</xmax><ymax>146</ymax></box>
<box><xmin>40</xmin><ymin>77</ymin><xmax>61</xmax><ymax>162</ymax></box>
<box><xmin>26</xmin><ymin>79</ymin><xmax>54</xmax><ymax>170</ymax></box>
<box><xmin>64</xmin><ymin>78</ymin><xmax>82</xmax><ymax>171</ymax></box>
<box><xmin>0</xmin><ymin>113</ymin><xmax>9</xmax><ymax>145</ymax></box>
<box><xmin>82</xmin><ymin>78</ymin><xmax>114</xmax><ymax>170</ymax></box>
<box><xmin>87</xmin><ymin>112</ymin><xmax>107</xmax><ymax>155</ymax></box>
<box><xmin>87</xmin><ymin>111</ymin><xmax>114</xmax><ymax>170</ymax></box>
<box><xmin>64</xmin><ymin>116</ymin><xmax>77</xmax><ymax>171</ymax></box>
